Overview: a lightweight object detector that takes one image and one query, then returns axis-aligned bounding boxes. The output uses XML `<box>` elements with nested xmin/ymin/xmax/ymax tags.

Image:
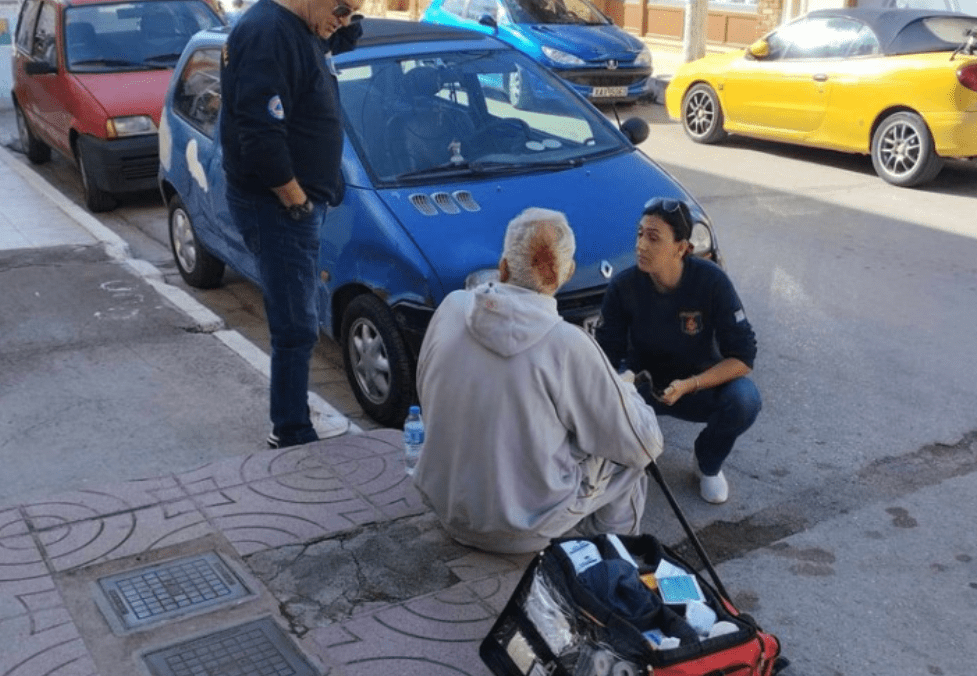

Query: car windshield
<box><xmin>65</xmin><ymin>1</ymin><xmax>223</xmax><ymax>72</ymax></box>
<box><xmin>338</xmin><ymin>49</ymin><xmax>626</xmax><ymax>186</ymax></box>
<box><xmin>888</xmin><ymin>15</ymin><xmax>977</xmax><ymax>54</ymax></box>
<box><xmin>505</xmin><ymin>0</ymin><xmax>609</xmax><ymax>25</ymax></box>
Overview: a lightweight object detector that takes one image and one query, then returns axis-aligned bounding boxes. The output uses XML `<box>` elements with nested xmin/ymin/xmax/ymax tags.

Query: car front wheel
<box><xmin>871</xmin><ymin>111</ymin><xmax>944</xmax><ymax>187</ymax></box>
<box><xmin>341</xmin><ymin>293</ymin><xmax>414</xmax><ymax>427</ymax></box>
<box><xmin>681</xmin><ymin>83</ymin><xmax>728</xmax><ymax>144</ymax></box>
<box><xmin>168</xmin><ymin>194</ymin><xmax>225</xmax><ymax>288</ymax></box>
<box><xmin>76</xmin><ymin>144</ymin><xmax>116</xmax><ymax>212</ymax></box>
<box><xmin>15</xmin><ymin>102</ymin><xmax>51</xmax><ymax>164</ymax></box>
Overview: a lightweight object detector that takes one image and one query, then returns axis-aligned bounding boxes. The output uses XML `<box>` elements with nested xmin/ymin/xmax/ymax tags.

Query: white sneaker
<box><xmin>693</xmin><ymin>457</ymin><xmax>729</xmax><ymax>504</ymax></box>
<box><xmin>699</xmin><ymin>472</ymin><xmax>729</xmax><ymax>504</ymax></box>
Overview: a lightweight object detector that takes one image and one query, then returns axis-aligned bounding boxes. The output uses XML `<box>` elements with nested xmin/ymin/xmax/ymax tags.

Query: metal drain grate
<box><xmin>143</xmin><ymin>617</ymin><xmax>318</xmax><ymax>676</ymax></box>
<box><xmin>97</xmin><ymin>552</ymin><xmax>250</xmax><ymax>631</ymax></box>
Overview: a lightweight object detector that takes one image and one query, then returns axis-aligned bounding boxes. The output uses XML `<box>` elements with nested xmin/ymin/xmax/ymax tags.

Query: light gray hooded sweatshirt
<box><xmin>414</xmin><ymin>282</ymin><xmax>663</xmax><ymax>554</ymax></box>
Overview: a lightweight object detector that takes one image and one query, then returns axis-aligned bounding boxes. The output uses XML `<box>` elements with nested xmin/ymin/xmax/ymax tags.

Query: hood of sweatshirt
<box><xmin>465</xmin><ymin>282</ymin><xmax>562</xmax><ymax>357</ymax></box>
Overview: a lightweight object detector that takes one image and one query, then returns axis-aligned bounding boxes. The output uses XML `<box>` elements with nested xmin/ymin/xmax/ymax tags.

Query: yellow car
<box><xmin>665</xmin><ymin>9</ymin><xmax>977</xmax><ymax>186</ymax></box>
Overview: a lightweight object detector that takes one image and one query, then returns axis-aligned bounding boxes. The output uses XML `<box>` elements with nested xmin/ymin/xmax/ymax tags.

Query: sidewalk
<box><xmin>0</xmin><ymin>141</ymin><xmax>538</xmax><ymax>675</ymax></box>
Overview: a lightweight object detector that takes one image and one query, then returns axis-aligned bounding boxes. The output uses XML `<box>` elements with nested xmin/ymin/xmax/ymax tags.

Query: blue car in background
<box><xmin>158</xmin><ymin>19</ymin><xmax>716</xmax><ymax>426</ymax></box>
<box><xmin>422</xmin><ymin>0</ymin><xmax>653</xmax><ymax>105</ymax></box>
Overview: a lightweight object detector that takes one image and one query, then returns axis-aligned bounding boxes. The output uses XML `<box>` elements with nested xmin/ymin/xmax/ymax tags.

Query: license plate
<box><xmin>591</xmin><ymin>86</ymin><xmax>628</xmax><ymax>99</ymax></box>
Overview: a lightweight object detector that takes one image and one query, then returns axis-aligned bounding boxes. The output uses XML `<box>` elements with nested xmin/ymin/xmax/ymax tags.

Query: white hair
<box><xmin>502</xmin><ymin>207</ymin><xmax>576</xmax><ymax>293</ymax></box>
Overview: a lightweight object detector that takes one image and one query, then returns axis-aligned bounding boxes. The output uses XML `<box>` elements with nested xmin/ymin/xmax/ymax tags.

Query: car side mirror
<box><xmin>748</xmin><ymin>39</ymin><xmax>769</xmax><ymax>59</ymax></box>
<box><xmin>26</xmin><ymin>60</ymin><xmax>58</xmax><ymax>75</ymax></box>
<box><xmin>621</xmin><ymin>117</ymin><xmax>649</xmax><ymax>145</ymax></box>
<box><xmin>478</xmin><ymin>14</ymin><xmax>498</xmax><ymax>32</ymax></box>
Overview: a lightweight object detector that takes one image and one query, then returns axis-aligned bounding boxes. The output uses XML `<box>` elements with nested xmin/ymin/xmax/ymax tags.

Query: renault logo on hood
<box><xmin>607</xmin><ymin>60</ymin><xmax>618</xmax><ymax>70</ymax></box>
<box><xmin>600</xmin><ymin>260</ymin><xmax>614</xmax><ymax>279</ymax></box>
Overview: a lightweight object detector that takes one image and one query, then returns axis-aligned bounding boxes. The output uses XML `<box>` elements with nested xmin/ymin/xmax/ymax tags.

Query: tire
<box><xmin>168</xmin><ymin>194</ymin><xmax>225</xmax><ymax>288</ymax></box>
<box><xmin>681</xmin><ymin>83</ymin><xmax>728</xmax><ymax>144</ymax></box>
<box><xmin>76</xmin><ymin>144</ymin><xmax>117</xmax><ymax>212</ymax></box>
<box><xmin>341</xmin><ymin>293</ymin><xmax>414</xmax><ymax>427</ymax></box>
<box><xmin>871</xmin><ymin>111</ymin><xmax>944</xmax><ymax>187</ymax></box>
<box><xmin>507</xmin><ymin>67</ymin><xmax>532</xmax><ymax>110</ymax></box>
<box><xmin>14</xmin><ymin>102</ymin><xmax>51</xmax><ymax>164</ymax></box>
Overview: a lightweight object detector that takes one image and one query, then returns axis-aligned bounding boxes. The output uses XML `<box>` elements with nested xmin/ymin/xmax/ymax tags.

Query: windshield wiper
<box><xmin>394</xmin><ymin>158</ymin><xmax>583</xmax><ymax>181</ymax></box>
<box><xmin>70</xmin><ymin>58</ymin><xmax>148</xmax><ymax>67</ymax></box>
<box><xmin>144</xmin><ymin>53</ymin><xmax>183</xmax><ymax>65</ymax></box>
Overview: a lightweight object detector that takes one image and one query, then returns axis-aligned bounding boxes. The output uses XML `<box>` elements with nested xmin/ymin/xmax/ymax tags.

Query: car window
<box><xmin>337</xmin><ymin>49</ymin><xmax>624</xmax><ymax>185</ymax></box>
<box><xmin>765</xmin><ymin>17</ymin><xmax>862</xmax><ymax>60</ymax></box>
<box><xmin>172</xmin><ymin>47</ymin><xmax>222</xmax><ymax>137</ymax></box>
<box><xmin>440</xmin><ymin>0</ymin><xmax>466</xmax><ymax>16</ymax></box>
<box><xmin>848</xmin><ymin>25</ymin><xmax>880</xmax><ymax>57</ymax></box>
<box><xmin>463</xmin><ymin>0</ymin><xmax>499</xmax><ymax>21</ymax></box>
<box><xmin>30</xmin><ymin>1</ymin><xmax>58</xmax><ymax>65</ymax></box>
<box><xmin>15</xmin><ymin>0</ymin><xmax>43</xmax><ymax>52</ymax></box>
<box><xmin>889</xmin><ymin>16</ymin><xmax>977</xmax><ymax>54</ymax></box>
<box><xmin>64</xmin><ymin>1</ymin><xmax>223</xmax><ymax>72</ymax></box>
<box><xmin>505</xmin><ymin>0</ymin><xmax>608</xmax><ymax>25</ymax></box>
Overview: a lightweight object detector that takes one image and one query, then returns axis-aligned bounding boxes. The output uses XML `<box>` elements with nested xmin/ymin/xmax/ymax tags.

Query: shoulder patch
<box><xmin>267</xmin><ymin>95</ymin><xmax>285</xmax><ymax>120</ymax></box>
<box><xmin>734</xmin><ymin>309</ymin><xmax>746</xmax><ymax>323</ymax></box>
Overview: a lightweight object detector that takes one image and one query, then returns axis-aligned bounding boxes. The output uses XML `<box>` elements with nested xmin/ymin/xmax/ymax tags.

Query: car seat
<box><xmin>141</xmin><ymin>9</ymin><xmax>179</xmax><ymax>58</ymax></box>
<box><xmin>66</xmin><ymin>22</ymin><xmax>100</xmax><ymax>66</ymax></box>
<box><xmin>386</xmin><ymin>66</ymin><xmax>476</xmax><ymax>174</ymax></box>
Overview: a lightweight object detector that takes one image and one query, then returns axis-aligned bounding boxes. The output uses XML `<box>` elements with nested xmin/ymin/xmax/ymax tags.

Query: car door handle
<box><xmin>812</xmin><ymin>73</ymin><xmax>828</xmax><ymax>82</ymax></box>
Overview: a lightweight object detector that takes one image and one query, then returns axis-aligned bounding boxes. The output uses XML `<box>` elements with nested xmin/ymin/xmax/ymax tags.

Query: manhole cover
<box><xmin>96</xmin><ymin>552</ymin><xmax>250</xmax><ymax>631</ymax></box>
<box><xmin>143</xmin><ymin>617</ymin><xmax>318</xmax><ymax>676</ymax></box>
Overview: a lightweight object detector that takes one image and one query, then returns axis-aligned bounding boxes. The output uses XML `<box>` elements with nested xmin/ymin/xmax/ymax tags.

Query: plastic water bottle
<box><xmin>403</xmin><ymin>405</ymin><xmax>424</xmax><ymax>476</ymax></box>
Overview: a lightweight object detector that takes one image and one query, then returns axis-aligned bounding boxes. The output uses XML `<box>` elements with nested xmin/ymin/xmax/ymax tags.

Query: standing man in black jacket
<box><xmin>221</xmin><ymin>0</ymin><xmax>362</xmax><ymax>448</ymax></box>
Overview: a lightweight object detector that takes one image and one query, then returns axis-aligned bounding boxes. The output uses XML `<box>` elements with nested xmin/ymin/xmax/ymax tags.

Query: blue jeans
<box><xmin>639</xmin><ymin>377</ymin><xmax>761</xmax><ymax>476</ymax></box>
<box><xmin>227</xmin><ymin>184</ymin><xmax>325</xmax><ymax>447</ymax></box>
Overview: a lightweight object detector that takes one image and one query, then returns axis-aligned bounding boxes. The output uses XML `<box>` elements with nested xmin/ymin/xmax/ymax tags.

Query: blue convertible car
<box><xmin>158</xmin><ymin>19</ymin><xmax>718</xmax><ymax>426</ymax></box>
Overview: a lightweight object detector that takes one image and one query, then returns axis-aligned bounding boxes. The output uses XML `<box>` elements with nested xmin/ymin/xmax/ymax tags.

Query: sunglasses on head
<box><xmin>332</xmin><ymin>1</ymin><xmax>353</xmax><ymax>18</ymax></box>
<box><xmin>642</xmin><ymin>197</ymin><xmax>692</xmax><ymax>240</ymax></box>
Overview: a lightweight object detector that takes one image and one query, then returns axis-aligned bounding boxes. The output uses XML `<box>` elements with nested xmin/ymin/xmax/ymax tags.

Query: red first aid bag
<box><xmin>480</xmin><ymin>533</ymin><xmax>784</xmax><ymax>676</ymax></box>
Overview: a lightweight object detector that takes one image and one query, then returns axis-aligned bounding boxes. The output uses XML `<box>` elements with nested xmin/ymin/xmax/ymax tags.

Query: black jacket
<box><xmin>220</xmin><ymin>0</ymin><xmax>360</xmax><ymax>205</ymax></box>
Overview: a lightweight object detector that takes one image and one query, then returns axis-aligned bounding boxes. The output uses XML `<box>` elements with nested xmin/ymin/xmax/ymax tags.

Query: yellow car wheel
<box><xmin>870</xmin><ymin>111</ymin><xmax>944</xmax><ymax>187</ymax></box>
<box><xmin>682</xmin><ymin>83</ymin><xmax>727</xmax><ymax>144</ymax></box>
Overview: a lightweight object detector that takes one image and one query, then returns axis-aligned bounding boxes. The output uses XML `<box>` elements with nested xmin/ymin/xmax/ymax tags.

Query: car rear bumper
<box><xmin>928</xmin><ymin>110</ymin><xmax>977</xmax><ymax>157</ymax></box>
<box><xmin>76</xmin><ymin>134</ymin><xmax>160</xmax><ymax>195</ymax></box>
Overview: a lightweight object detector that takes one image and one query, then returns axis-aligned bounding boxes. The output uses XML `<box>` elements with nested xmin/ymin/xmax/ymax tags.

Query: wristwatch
<box><xmin>286</xmin><ymin>198</ymin><xmax>314</xmax><ymax>221</ymax></box>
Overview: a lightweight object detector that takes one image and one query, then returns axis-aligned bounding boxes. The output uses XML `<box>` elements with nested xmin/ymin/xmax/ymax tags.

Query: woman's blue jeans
<box><xmin>639</xmin><ymin>377</ymin><xmax>761</xmax><ymax>476</ymax></box>
<box><xmin>227</xmin><ymin>184</ymin><xmax>324</xmax><ymax>447</ymax></box>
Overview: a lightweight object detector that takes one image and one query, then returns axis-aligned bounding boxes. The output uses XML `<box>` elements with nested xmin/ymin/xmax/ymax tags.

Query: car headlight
<box><xmin>690</xmin><ymin>221</ymin><xmax>713</xmax><ymax>255</ymax></box>
<box><xmin>634</xmin><ymin>46</ymin><xmax>652</xmax><ymax>69</ymax></box>
<box><xmin>465</xmin><ymin>268</ymin><xmax>500</xmax><ymax>290</ymax></box>
<box><xmin>106</xmin><ymin>115</ymin><xmax>157</xmax><ymax>139</ymax></box>
<box><xmin>542</xmin><ymin>46</ymin><xmax>585</xmax><ymax>66</ymax></box>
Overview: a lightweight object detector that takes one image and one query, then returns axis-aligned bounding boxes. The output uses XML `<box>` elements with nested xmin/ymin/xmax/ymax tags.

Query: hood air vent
<box><xmin>408</xmin><ymin>191</ymin><xmax>482</xmax><ymax>216</ymax></box>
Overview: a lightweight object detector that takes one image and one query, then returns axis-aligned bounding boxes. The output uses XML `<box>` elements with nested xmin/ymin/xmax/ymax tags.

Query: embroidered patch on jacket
<box><xmin>267</xmin><ymin>95</ymin><xmax>285</xmax><ymax>120</ymax></box>
<box><xmin>680</xmin><ymin>311</ymin><xmax>703</xmax><ymax>336</ymax></box>
<box><xmin>734</xmin><ymin>309</ymin><xmax>747</xmax><ymax>323</ymax></box>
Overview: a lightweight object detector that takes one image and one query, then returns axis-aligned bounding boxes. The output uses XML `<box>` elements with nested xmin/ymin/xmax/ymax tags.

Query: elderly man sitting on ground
<box><xmin>412</xmin><ymin>207</ymin><xmax>663</xmax><ymax>554</ymax></box>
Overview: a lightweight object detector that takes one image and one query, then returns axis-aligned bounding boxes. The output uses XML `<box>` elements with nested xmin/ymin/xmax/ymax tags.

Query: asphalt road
<box><xmin>3</xmin><ymin>102</ymin><xmax>977</xmax><ymax>675</ymax></box>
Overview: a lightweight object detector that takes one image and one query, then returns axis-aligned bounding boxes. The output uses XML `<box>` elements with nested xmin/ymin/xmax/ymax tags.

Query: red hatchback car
<box><xmin>12</xmin><ymin>0</ymin><xmax>224</xmax><ymax>211</ymax></box>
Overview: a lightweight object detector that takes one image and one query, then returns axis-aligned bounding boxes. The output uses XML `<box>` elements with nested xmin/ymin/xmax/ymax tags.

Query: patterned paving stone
<box><xmin>327</xmin><ymin>451</ymin><xmax>427</xmax><ymax>521</ymax></box>
<box><xmin>34</xmin><ymin>502</ymin><xmax>213</xmax><ymax>572</ymax></box>
<box><xmin>0</xmin><ymin>533</ymin><xmax>59</xmax><ymax>622</ymax></box>
<box><xmin>304</xmin><ymin>584</ymin><xmax>497</xmax><ymax>676</ymax></box>
<box><xmin>194</xmin><ymin>476</ymin><xmax>380</xmax><ymax>556</ymax></box>
<box><xmin>0</xmin><ymin>607</ymin><xmax>99</xmax><ymax>676</ymax></box>
<box><xmin>465</xmin><ymin>570</ymin><xmax>526</xmax><ymax>615</ymax></box>
<box><xmin>0</xmin><ymin>509</ymin><xmax>27</xmax><ymax>539</ymax></box>
<box><xmin>176</xmin><ymin>445</ymin><xmax>334</xmax><ymax>495</ymax></box>
<box><xmin>20</xmin><ymin>476</ymin><xmax>186</xmax><ymax>531</ymax></box>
